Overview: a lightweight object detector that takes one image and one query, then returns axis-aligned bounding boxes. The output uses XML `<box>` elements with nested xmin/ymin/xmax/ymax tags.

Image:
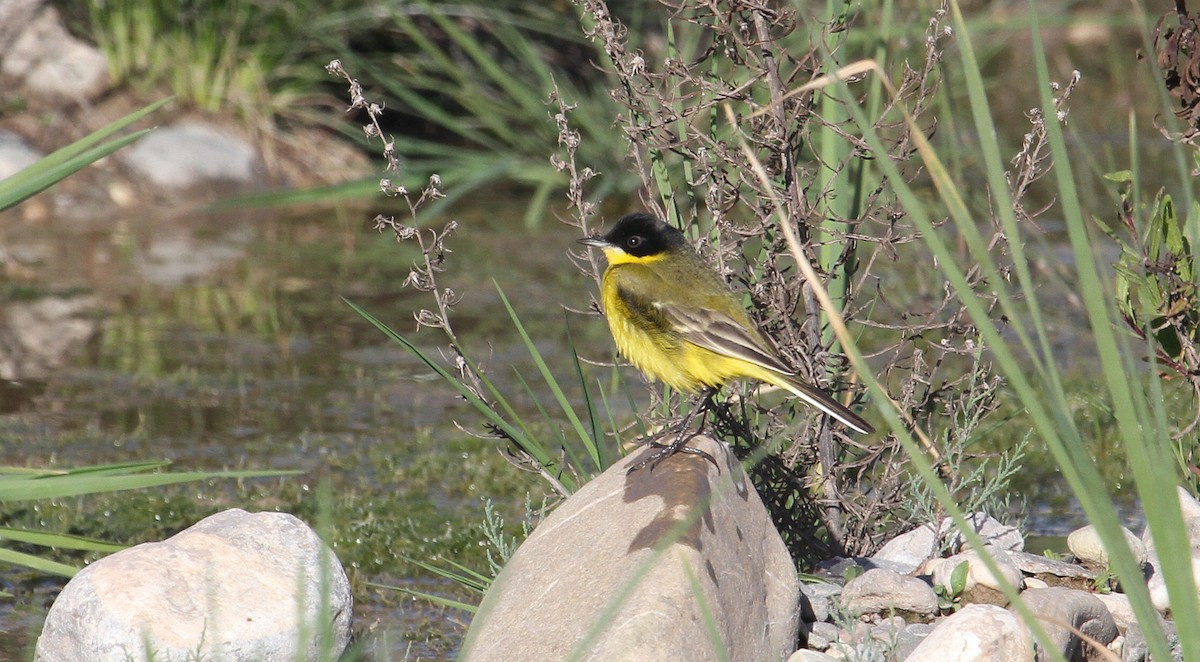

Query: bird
<box><xmin>578</xmin><ymin>211</ymin><xmax>873</xmax><ymax>471</ymax></box>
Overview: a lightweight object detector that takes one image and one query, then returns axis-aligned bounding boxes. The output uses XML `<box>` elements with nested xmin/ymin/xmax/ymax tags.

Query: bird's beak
<box><xmin>578</xmin><ymin>235</ymin><xmax>610</xmax><ymax>248</ymax></box>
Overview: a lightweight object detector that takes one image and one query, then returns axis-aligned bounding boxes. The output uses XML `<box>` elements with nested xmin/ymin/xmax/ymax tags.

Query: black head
<box><xmin>596</xmin><ymin>212</ymin><xmax>688</xmax><ymax>258</ymax></box>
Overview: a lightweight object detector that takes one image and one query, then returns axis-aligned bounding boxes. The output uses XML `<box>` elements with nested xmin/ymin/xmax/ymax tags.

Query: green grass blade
<box><xmin>494</xmin><ymin>282</ymin><xmax>602</xmax><ymax>473</ymax></box>
<box><xmin>381</xmin><ymin>585</ymin><xmax>478</xmax><ymax>613</ymax></box>
<box><xmin>0</xmin><ymin>97</ymin><xmax>172</xmax><ymax>211</ymax></box>
<box><xmin>0</xmin><ymin>547</ymin><xmax>81</xmax><ymax>578</ymax></box>
<box><xmin>1025</xmin><ymin>7</ymin><xmax>1191</xmax><ymax>659</ymax></box>
<box><xmin>0</xmin><ymin>528</ymin><xmax>125</xmax><ymax>553</ymax></box>
<box><xmin>400</xmin><ymin>556</ymin><xmax>489</xmax><ymax>593</ymax></box>
<box><xmin>0</xmin><ymin>469</ymin><xmax>293</xmax><ymax>502</ymax></box>
<box><xmin>566</xmin><ymin>320</ymin><xmax>606</xmax><ymax>469</ymax></box>
<box><xmin>511</xmin><ymin>367</ymin><xmax>584</xmax><ymax>471</ymax></box>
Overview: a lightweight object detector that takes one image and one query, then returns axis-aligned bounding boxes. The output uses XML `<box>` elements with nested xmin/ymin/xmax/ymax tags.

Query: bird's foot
<box><xmin>626</xmin><ymin>432</ymin><xmax>719</xmax><ymax>474</ymax></box>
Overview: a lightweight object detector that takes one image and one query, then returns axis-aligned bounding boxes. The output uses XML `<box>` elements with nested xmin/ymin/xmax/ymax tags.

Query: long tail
<box><xmin>774</xmin><ymin>373</ymin><xmax>875</xmax><ymax>435</ymax></box>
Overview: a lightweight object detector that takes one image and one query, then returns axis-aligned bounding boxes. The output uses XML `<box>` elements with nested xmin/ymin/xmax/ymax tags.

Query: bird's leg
<box><xmin>627</xmin><ymin>389</ymin><xmax>721</xmax><ymax>474</ymax></box>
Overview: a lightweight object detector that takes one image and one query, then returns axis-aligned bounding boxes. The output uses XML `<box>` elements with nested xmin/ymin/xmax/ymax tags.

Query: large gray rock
<box><xmin>35</xmin><ymin>509</ymin><xmax>351</xmax><ymax>662</ymax></box>
<box><xmin>1</xmin><ymin>6</ymin><xmax>110</xmax><ymax>101</ymax></box>
<box><xmin>840</xmin><ymin>568</ymin><xmax>938</xmax><ymax>617</ymax></box>
<box><xmin>903</xmin><ymin>604</ymin><xmax>1033</xmax><ymax>662</ymax></box>
<box><xmin>460</xmin><ymin>435</ymin><xmax>799</xmax><ymax>662</ymax></box>
<box><xmin>120</xmin><ymin>121</ymin><xmax>262</xmax><ymax>189</ymax></box>
<box><xmin>1016</xmin><ymin>587</ymin><xmax>1117</xmax><ymax>661</ymax></box>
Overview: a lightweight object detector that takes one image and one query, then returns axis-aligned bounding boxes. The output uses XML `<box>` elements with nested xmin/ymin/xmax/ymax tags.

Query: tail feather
<box><xmin>776</xmin><ymin>374</ymin><xmax>874</xmax><ymax>435</ymax></box>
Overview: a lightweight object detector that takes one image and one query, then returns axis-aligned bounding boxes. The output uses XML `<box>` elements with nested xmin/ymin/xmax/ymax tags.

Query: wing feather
<box><xmin>655</xmin><ymin>301</ymin><xmax>794</xmax><ymax>375</ymax></box>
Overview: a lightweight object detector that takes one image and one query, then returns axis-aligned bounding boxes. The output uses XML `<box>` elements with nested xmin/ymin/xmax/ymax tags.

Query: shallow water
<box><xmin>0</xmin><ymin>197</ymin><xmax>606</xmax><ymax>656</ymax></box>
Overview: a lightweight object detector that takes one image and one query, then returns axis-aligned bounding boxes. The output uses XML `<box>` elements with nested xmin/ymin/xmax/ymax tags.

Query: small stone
<box><xmin>806</xmin><ymin>622</ymin><xmax>840</xmax><ymax>650</ymax></box>
<box><xmin>816</xmin><ymin>555</ymin><xmax>916</xmax><ymax>578</ymax></box>
<box><xmin>892</xmin><ymin>625</ymin><xmax>928</xmax><ymax>660</ymax></box>
<box><xmin>1007</xmin><ymin>550</ymin><xmax>1097</xmax><ymax>580</ymax></box>
<box><xmin>841</xmin><ymin>568</ymin><xmax>938</xmax><ymax>617</ymax></box>
<box><xmin>1176</xmin><ymin>485</ymin><xmax>1200</xmax><ymax>520</ymax></box>
<box><xmin>942</xmin><ymin>512</ymin><xmax>1024</xmax><ymax>553</ymax></box>
<box><xmin>903</xmin><ymin>604</ymin><xmax>1033</xmax><ymax>662</ymax></box>
<box><xmin>0</xmin><ymin>0</ymin><xmax>43</xmax><ymax>53</ymax></box>
<box><xmin>0</xmin><ymin>294</ymin><xmax>99</xmax><ymax>380</ymax></box>
<box><xmin>800</xmin><ymin>581</ymin><xmax>842</xmax><ymax>623</ymax></box>
<box><xmin>869</xmin><ymin>615</ymin><xmax>906</xmax><ymax>643</ymax></box>
<box><xmin>1145</xmin><ymin>552</ymin><xmax>1200</xmax><ymax>612</ymax></box>
<box><xmin>1142</xmin><ymin>516</ymin><xmax>1200</xmax><ymax>555</ymax></box>
<box><xmin>874</xmin><ymin>523</ymin><xmax>939</xmax><ymax>573</ymax></box>
<box><xmin>1015</xmin><ymin>587</ymin><xmax>1117</xmax><ymax>661</ymax></box>
<box><xmin>825</xmin><ymin>642</ymin><xmax>855</xmax><ymax>660</ymax></box>
<box><xmin>1068</xmin><ymin>524</ymin><xmax>1145</xmax><ymax>566</ymax></box>
<box><xmin>1092</xmin><ymin>592</ymin><xmax>1135</xmax><ymax>632</ymax></box>
<box><xmin>1122</xmin><ymin>623</ymin><xmax>1149</xmax><ymax>662</ymax></box>
<box><xmin>0</xmin><ymin>130</ymin><xmax>42</xmax><ymax>180</ymax></box>
<box><xmin>1</xmin><ymin>7</ymin><xmax>111</xmax><ymax>101</ymax></box>
<box><xmin>120</xmin><ymin>121</ymin><xmax>262</xmax><ymax>190</ymax></box>
<box><xmin>788</xmin><ymin>648</ymin><xmax>841</xmax><ymax>661</ymax></box>
<box><xmin>930</xmin><ymin>548</ymin><xmax>1023</xmax><ymax>593</ymax></box>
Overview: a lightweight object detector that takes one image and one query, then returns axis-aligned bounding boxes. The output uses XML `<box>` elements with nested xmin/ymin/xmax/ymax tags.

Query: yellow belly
<box><xmin>602</xmin><ymin>276</ymin><xmax>773</xmax><ymax>392</ymax></box>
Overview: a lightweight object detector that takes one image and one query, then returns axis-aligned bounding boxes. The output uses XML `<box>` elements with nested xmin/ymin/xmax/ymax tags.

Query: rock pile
<box><xmin>788</xmin><ymin>489</ymin><xmax>1196</xmax><ymax>661</ymax></box>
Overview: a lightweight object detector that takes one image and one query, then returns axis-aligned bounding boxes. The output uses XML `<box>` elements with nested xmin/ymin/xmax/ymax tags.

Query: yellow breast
<box><xmin>600</xmin><ymin>264</ymin><xmax>760</xmax><ymax>393</ymax></box>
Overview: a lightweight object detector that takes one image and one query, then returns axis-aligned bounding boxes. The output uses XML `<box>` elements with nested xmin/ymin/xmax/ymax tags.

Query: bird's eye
<box><xmin>627</xmin><ymin>236</ymin><xmax>641</xmax><ymax>248</ymax></box>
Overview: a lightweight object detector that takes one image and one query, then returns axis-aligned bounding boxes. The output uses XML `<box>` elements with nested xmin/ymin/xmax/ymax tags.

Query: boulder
<box><xmin>35</xmin><ymin>509</ymin><xmax>351</xmax><ymax>661</ymax></box>
<box><xmin>460</xmin><ymin>435</ymin><xmax>799</xmax><ymax>662</ymax></box>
